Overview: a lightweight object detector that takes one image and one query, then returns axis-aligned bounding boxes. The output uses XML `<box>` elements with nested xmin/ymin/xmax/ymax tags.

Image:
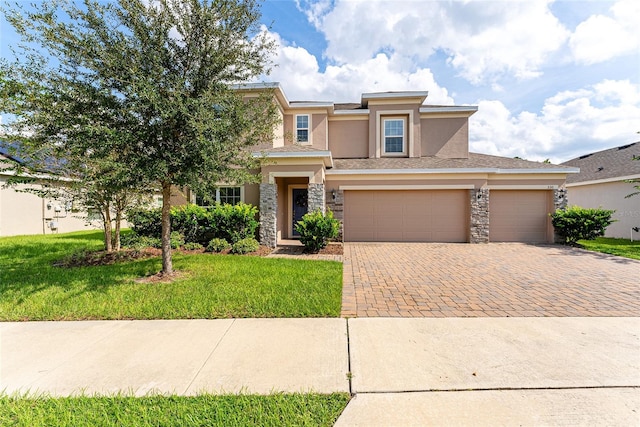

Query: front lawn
<box><xmin>0</xmin><ymin>393</ymin><xmax>350</xmax><ymax>427</ymax></box>
<box><xmin>0</xmin><ymin>231</ymin><xmax>343</xmax><ymax>320</ymax></box>
<box><xmin>578</xmin><ymin>237</ymin><xmax>640</xmax><ymax>260</ymax></box>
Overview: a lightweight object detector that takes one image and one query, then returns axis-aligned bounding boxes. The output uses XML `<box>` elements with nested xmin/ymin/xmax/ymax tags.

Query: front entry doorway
<box><xmin>291</xmin><ymin>188</ymin><xmax>308</xmax><ymax>237</ymax></box>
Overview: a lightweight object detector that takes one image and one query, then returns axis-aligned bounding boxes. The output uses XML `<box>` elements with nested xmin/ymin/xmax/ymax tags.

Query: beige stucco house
<box><xmin>0</xmin><ymin>150</ymin><xmax>91</xmax><ymax>236</ymax></box>
<box><xmin>561</xmin><ymin>142</ymin><xmax>640</xmax><ymax>240</ymax></box>
<box><xmin>224</xmin><ymin>83</ymin><xmax>579</xmax><ymax>247</ymax></box>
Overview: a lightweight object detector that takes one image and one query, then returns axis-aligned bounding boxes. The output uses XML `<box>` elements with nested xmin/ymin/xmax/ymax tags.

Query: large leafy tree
<box><xmin>1</xmin><ymin>0</ymin><xmax>279</xmax><ymax>274</ymax></box>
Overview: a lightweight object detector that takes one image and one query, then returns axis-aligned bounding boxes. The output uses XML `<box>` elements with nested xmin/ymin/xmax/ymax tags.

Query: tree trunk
<box><xmin>161</xmin><ymin>181</ymin><xmax>173</xmax><ymax>275</ymax></box>
<box><xmin>103</xmin><ymin>202</ymin><xmax>113</xmax><ymax>252</ymax></box>
<box><xmin>112</xmin><ymin>207</ymin><xmax>122</xmax><ymax>251</ymax></box>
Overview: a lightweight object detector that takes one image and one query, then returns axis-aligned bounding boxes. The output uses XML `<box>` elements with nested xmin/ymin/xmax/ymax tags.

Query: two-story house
<box><xmin>219</xmin><ymin>83</ymin><xmax>577</xmax><ymax>247</ymax></box>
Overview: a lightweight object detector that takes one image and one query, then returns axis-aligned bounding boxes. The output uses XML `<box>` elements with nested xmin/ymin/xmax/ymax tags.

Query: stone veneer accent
<box><xmin>259</xmin><ymin>183</ymin><xmax>277</xmax><ymax>248</ymax></box>
<box><xmin>553</xmin><ymin>187</ymin><xmax>568</xmax><ymax>243</ymax></box>
<box><xmin>470</xmin><ymin>188</ymin><xmax>489</xmax><ymax>243</ymax></box>
<box><xmin>326</xmin><ymin>188</ymin><xmax>344</xmax><ymax>241</ymax></box>
<box><xmin>307</xmin><ymin>183</ymin><xmax>325</xmax><ymax>213</ymax></box>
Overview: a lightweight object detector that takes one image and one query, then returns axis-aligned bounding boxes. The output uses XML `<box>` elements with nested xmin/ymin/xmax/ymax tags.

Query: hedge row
<box><xmin>127</xmin><ymin>203</ymin><xmax>259</xmax><ymax>245</ymax></box>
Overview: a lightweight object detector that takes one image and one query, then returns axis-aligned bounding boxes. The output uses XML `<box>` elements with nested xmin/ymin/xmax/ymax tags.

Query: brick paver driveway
<box><xmin>341</xmin><ymin>243</ymin><xmax>640</xmax><ymax>317</ymax></box>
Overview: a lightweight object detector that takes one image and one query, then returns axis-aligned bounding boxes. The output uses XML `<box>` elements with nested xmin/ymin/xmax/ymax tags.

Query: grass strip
<box><xmin>0</xmin><ymin>393</ymin><xmax>351</xmax><ymax>427</ymax></box>
<box><xmin>578</xmin><ymin>237</ymin><xmax>640</xmax><ymax>260</ymax></box>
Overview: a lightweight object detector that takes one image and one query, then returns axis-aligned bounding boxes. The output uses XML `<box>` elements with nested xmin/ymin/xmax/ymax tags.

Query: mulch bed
<box><xmin>54</xmin><ymin>241</ymin><xmax>343</xmax><ymax>268</ymax></box>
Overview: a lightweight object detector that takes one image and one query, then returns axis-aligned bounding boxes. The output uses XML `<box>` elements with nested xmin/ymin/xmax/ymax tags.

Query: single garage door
<box><xmin>343</xmin><ymin>190</ymin><xmax>468</xmax><ymax>242</ymax></box>
<box><xmin>489</xmin><ymin>190</ymin><xmax>552</xmax><ymax>243</ymax></box>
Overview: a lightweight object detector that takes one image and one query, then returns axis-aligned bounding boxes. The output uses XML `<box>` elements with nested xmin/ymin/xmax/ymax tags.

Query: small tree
<box><xmin>551</xmin><ymin>206</ymin><xmax>615</xmax><ymax>245</ymax></box>
<box><xmin>2</xmin><ymin>0</ymin><xmax>279</xmax><ymax>274</ymax></box>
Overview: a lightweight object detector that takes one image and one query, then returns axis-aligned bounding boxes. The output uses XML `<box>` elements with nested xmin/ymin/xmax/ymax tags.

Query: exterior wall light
<box><xmin>331</xmin><ymin>189</ymin><xmax>337</xmax><ymax>201</ymax></box>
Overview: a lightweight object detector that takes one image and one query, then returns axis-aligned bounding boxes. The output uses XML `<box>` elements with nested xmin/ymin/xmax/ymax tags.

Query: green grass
<box><xmin>578</xmin><ymin>237</ymin><xmax>640</xmax><ymax>260</ymax></box>
<box><xmin>0</xmin><ymin>231</ymin><xmax>343</xmax><ymax>320</ymax></box>
<box><xmin>0</xmin><ymin>393</ymin><xmax>351</xmax><ymax>427</ymax></box>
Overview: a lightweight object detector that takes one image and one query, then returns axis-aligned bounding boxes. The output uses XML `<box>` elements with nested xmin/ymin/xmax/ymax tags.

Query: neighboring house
<box><xmin>561</xmin><ymin>142</ymin><xmax>640</xmax><ymax>240</ymax></box>
<box><xmin>0</xmin><ymin>147</ymin><xmax>91</xmax><ymax>236</ymax></box>
<box><xmin>209</xmin><ymin>83</ymin><xmax>578</xmax><ymax>247</ymax></box>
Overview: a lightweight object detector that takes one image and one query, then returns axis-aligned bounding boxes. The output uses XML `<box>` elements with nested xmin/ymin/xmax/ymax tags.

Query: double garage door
<box><xmin>343</xmin><ymin>189</ymin><xmax>552</xmax><ymax>243</ymax></box>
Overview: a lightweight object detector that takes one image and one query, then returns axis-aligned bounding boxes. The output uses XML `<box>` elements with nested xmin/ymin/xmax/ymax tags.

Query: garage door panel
<box><xmin>344</xmin><ymin>190</ymin><xmax>468</xmax><ymax>242</ymax></box>
<box><xmin>490</xmin><ymin>190</ymin><xmax>551</xmax><ymax>243</ymax></box>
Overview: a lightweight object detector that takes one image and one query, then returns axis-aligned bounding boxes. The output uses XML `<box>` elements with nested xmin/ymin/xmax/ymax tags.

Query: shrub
<box><xmin>170</xmin><ymin>231</ymin><xmax>185</xmax><ymax>249</ymax></box>
<box><xmin>206</xmin><ymin>238</ymin><xmax>231</xmax><ymax>253</ymax></box>
<box><xmin>231</xmin><ymin>237</ymin><xmax>260</xmax><ymax>254</ymax></box>
<box><xmin>295</xmin><ymin>209</ymin><xmax>340</xmax><ymax>252</ymax></box>
<box><xmin>170</xmin><ymin>204</ymin><xmax>214</xmax><ymax>244</ymax></box>
<box><xmin>551</xmin><ymin>205</ymin><xmax>615</xmax><ymax>245</ymax></box>
<box><xmin>126</xmin><ymin>207</ymin><xmax>162</xmax><ymax>238</ymax></box>
<box><xmin>182</xmin><ymin>242</ymin><xmax>204</xmax><ymax>251</ymax></box>
<box><xmin>209</xmin><ymin>203</ymin><xmax>259</xmax><ymax>244</ymax></box>
<box><xmin>121</xmin><ymin>234</ymin><xmax>162</xmax><ymax>250</ymax></box>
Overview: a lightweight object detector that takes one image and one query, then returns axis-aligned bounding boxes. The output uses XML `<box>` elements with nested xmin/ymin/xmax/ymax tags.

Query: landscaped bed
<box><xmin>0</xmin><ymin>393</ymin><xmax>351</xmax><ymax>427</ymax></box>
<box><xmin>0</xmin><ymin>231</ymin><xmax>343</xmax><ymax>321</ymax></box>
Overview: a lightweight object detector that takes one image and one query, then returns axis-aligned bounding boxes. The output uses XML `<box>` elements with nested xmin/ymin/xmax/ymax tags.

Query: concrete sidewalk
<box><xmin>2</xmin><ymin>317</ymin><xmax>639</xmax><ymax>425</ymax></box>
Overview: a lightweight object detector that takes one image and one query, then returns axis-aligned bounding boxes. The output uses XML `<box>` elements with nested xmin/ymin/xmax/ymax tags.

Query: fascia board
<box><xmin>566</xmin><ymin>174</ymin><xmax>640</xmax><ymax>187</ymax></box>
<box><xmin>326</xmin><ymin>168</ymin><xmax>578</xmax><ymax>175</ymax></box>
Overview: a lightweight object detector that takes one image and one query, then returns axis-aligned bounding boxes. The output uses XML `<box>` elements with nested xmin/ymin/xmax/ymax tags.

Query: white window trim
<box><xmin>375</xmin><ymin>110</ymin><xmax>413</xmax><ymax>158</ymax></box>
<box><xmin>216</xmin><ymin>186</ymin><xmax>244</xmax><ymax>205</ymax></box>
<box><xmin>295</xmin><ymin>114</ymin><xmax>312</xmax><ymax>145</ymax></box>
<box><xmin>382</xmin><ymin>117</ymin><xmax>407</xmax><ymax>156</ymax></box>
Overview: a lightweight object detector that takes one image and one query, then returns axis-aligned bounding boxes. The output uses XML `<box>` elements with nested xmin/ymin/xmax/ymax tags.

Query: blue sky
<box><xmin>2</xmin><ymin>0</ymin><xmax>639</xmax><ymax>163</ymax></box>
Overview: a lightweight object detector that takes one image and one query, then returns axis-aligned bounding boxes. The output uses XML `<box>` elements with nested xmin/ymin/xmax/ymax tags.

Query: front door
<box><xmin>292</xmin><ymin>188</ymin><xmax>308</xmax><ymax>237</ymax></box>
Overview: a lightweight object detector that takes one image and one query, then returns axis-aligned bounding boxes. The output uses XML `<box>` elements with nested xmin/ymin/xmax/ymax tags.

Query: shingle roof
<box><xmin>254</xmin><ymin>145</ymin><xmax>329</xmax><ymax>154</ymax></box>
<box><xmin>561</xmin><ymin>142</ymin><xmax>640</xmax><ymax>184</ymax></box>
<box><xmin>333</xmin><ymin>153</ymin><xmax>576</xmax><ymax>171</ymax></box>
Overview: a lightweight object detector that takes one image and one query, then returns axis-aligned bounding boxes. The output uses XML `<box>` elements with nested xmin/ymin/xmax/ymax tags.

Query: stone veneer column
<box><xmin>326</xmin><ymin>188</ymin><xmax>344</xmax><ymax>241</ymax></box>
<box><xmin>307</xmin><ymin>183</ymin><xmax>325</xmax><ymax>213</ymax></box>
<box><xmin>259</xmin><ymin>183</ymin><xmax>277</xmax><ymax>248</ymax></box>
<box><xmin>469</xmin><ymin>188</ymin><xmax>489</xmax><ymax>243</ymax></box>
<box><xmin>553</xmin><ymin>187</ymin><xmax>568</xmax><ymax>243</ymax></box>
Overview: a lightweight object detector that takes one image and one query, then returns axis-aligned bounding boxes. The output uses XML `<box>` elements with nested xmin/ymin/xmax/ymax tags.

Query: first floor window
<box><xmin>383</xmin><ymin>118</ymin><xmax>405</xmax><ymax>154</ymax></box>
<box><xmin>296</xmin><ymin>114</ymin><xmax>309</xmax><ymax>143</ymax></box>
<box><xmin>196</xmin><ymin>186</ymin><xmax>243</xmax><ymax>206</ymax></box>
<box><xmin>218</xmin><ymin>186</ymin><xmax>242</xmax><ymax>205</ymax></box>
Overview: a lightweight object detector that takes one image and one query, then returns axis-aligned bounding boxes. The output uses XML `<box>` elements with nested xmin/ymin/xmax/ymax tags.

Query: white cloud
<box><xmin>469</xmin><ymin>79</ymin><xmax>640</xmax><ymax>163</ymax></box>
<box><xmin>264</xmin><ymin>29</ymin><xmax>454</xmax><ymax>105</ymax></box>
<box><xmin>297</xmin><ymin>0</ymin><xmax>569</xmax><ymax>84</ymax></box>
<box><xmin>569</xmin><ymin>0</ymin><xmax>640</xmax><ymax>64</ymax></box>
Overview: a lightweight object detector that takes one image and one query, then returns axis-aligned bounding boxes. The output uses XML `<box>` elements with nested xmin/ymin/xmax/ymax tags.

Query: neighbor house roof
<box><xmin>329</xmin><ymin>153</ymin><xmax>578</xmax><ymax>175</ymax></box>
<box><xmin>561</xmin><ymin>142</ymin><xmax>640</xmax><ymax>184</ymax></box>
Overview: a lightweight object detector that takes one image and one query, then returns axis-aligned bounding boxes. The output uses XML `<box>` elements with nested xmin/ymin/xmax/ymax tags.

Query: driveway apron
<box><xmin>341</xmin><ymin>242</ymin><xmax>640</xmax><ymax>318</ymax></box>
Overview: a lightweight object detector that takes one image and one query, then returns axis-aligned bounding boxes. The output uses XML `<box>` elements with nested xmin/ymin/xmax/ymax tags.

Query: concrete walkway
<box><xmin>2</xmin><ymin>317</ymin><xmax>639</xmax><ymax>425</ymax></box>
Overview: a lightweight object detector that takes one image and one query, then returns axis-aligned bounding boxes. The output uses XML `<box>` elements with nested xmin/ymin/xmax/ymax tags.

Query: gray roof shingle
<box><xmin>561</xmin><ymin>142</ymin><xmax>640</xmax><ymax>183</ymax></box>
<box><xmin>333</xmin><ymin>153</ymin><xmax>575</xmax><ymax>171</ymax></box>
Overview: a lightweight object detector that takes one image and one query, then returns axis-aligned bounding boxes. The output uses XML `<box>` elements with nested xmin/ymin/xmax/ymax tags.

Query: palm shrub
<box><xmin>295</xmin><ymin>209</ymin><xmax>340</xmax><ymax>252</ymax></box>
<box><xmin>551</xmin><ymin>205</ymin><xmax>615</xmax><ymax>245</ymax></box>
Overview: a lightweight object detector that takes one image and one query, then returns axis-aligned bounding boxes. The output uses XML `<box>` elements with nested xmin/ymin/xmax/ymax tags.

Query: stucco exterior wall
<box><xmin>567</xmin><ymin>180</ymin><xmax>640</xmax><ymax>239</ymax></box>
<box><xmin>327</xmin><ymin>119</ymin><xmax>368</xmax><ymax>158</ymax></box>
<box><xmin>421</xmin><ymin>117</ymin><xmax>469</xmax><ymax>158</ymax></box>
<box><xmin>311</xmin><ymin>113</ymin><xmax>328</xmax><ymax>150</ymax></box>
<box><xmin>0</xmin><ymin>178</ymin><xmax>94</xmax><ymax>237</ymax></box>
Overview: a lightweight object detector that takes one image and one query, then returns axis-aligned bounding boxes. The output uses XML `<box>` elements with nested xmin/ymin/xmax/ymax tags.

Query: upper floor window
<box><xmin>295</xmin><ymin>114</ymin><xmax>310</xmax><ymax>144</ymax></box>
<box><xmin>383</xmin><ymin>118</ymin><xmax>406</xmax><ymax>155</ymax></box>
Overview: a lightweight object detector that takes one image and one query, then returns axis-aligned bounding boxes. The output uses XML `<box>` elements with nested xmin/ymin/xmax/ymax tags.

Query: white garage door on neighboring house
<box><xmin>489</xmin><ymin>190</ymin><xmax>552</xmax><ymax>243</ymax></box>
<box><xmin>343</xmin><ymin>190</ymin><xmax>468</xmax><ymax>242</ymax></box>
